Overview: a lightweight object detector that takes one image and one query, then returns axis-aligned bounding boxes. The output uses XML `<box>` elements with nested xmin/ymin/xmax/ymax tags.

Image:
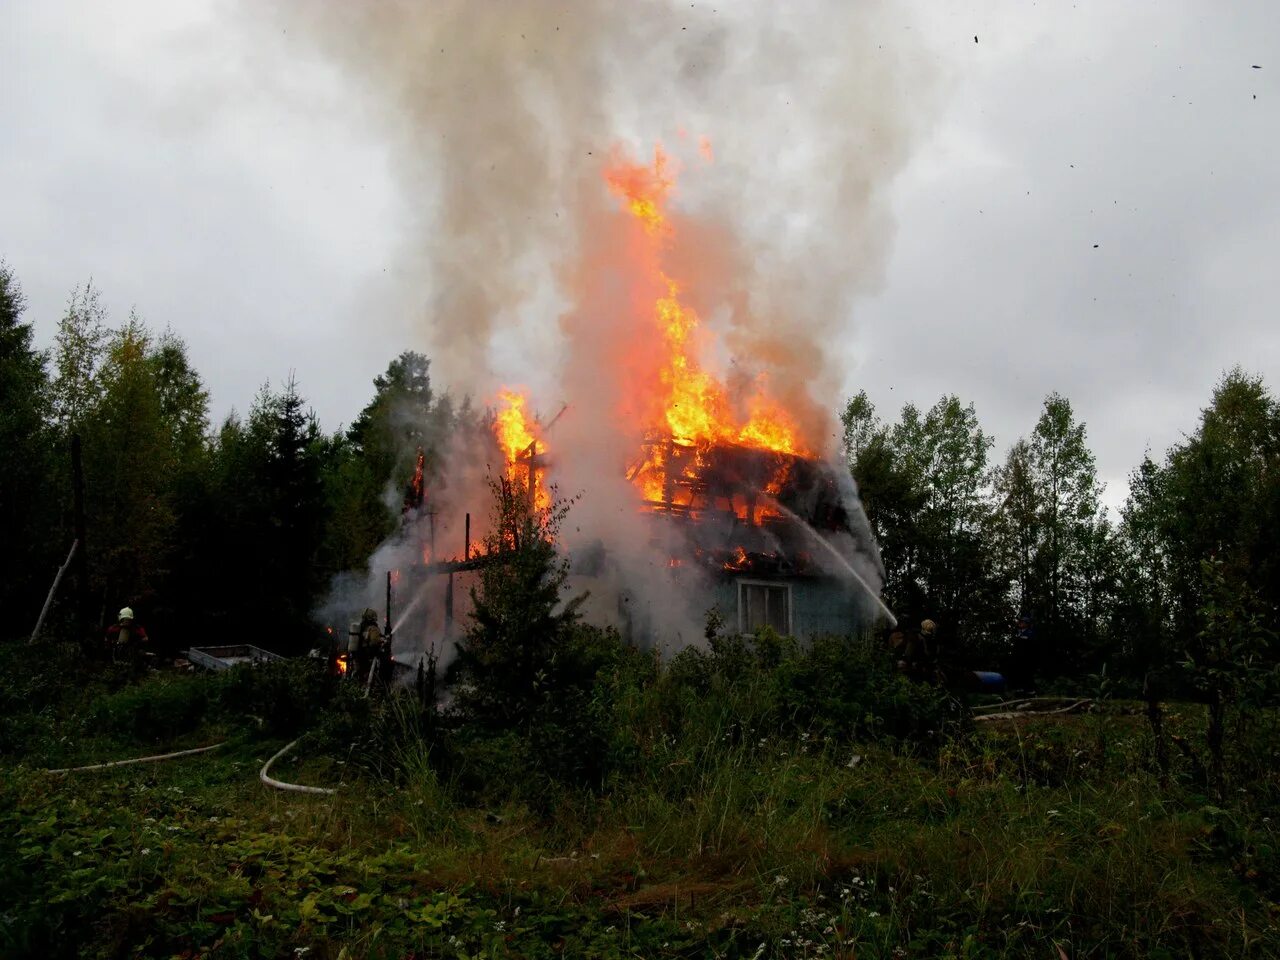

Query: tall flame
<box><xmin>494</xmin><ymin>389</ymin><xmax>549</xmax><ymax>510</ymax></box>
<box><xmin>495</xmin><ymin>389</ymin><xmax>538</xmax><ymax>463</ymax></box>
<box><xmin>604</xmin><ymin>145</ymin><xmax>806</xmax><ymax>457</ymax></box>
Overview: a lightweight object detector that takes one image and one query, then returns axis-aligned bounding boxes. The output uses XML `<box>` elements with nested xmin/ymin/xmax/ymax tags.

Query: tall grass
<box><xmin>5</xmin><ymin>630</ymin><xmax>1277</xmax><ymax>956</ymax></box>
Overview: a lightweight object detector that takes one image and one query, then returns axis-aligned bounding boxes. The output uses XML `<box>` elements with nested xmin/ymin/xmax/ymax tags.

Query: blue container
<box><xmin>971</xmin><ymin>671</ymin><xmax>1005</xmax><ymax>693</ymax></box>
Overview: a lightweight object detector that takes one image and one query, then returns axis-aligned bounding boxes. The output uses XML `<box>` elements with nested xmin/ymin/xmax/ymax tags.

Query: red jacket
<box><xmin>105</xmin><ymin>623</ymin><xmax>149</xmax><ymax>646</ymax></box>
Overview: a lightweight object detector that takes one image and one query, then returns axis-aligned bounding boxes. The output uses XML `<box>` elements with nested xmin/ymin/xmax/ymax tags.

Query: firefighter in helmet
<box><xmin>351</xmin><ymin>607</ymin><xmax>387</xmax><ymax>684</ymax></box>
<box><xmin>897</xmin><ymin>618</ymin><xmax>940</xmax><ymax>682</ymax></box>
<box><xmin>104</xmin><ymin>606</ymin><xmax>149</xmax><ymax>667</ymax></box>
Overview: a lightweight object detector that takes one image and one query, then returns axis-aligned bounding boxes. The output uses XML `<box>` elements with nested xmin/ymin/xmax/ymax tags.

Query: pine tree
<box><xmin>251</xmin><ymin>376</ymin><xmax>328</xmax><ymax>649</ymax></box>
<box><xmin>0</xmin><ymin>263</ymin><xmax>59</xmax><ymax>635</ymax></box>
<box><xmin>451</xmin><ymin>481</ymin><xmax>585</xmax><ymax>729</ymax></box>
<box><xmin>348</xmin><ymin>351</ymin><xmax>442</xmax><ymax>487</ymax></box>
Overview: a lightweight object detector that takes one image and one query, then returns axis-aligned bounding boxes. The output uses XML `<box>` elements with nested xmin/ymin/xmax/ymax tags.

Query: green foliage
<box><xmin>174</xmin><ymin>378</ymin><xmax>330</xmax><ymax>650</ymax></box>
<box><xmin>50</xmin><ymin>279</ymin><xmax>108</xmax><ymax>433</ymax></box>
<box><xmin>9</xmin><ymin>263</ymin><xmax>1280</xmax><ymax>955</ymax></box>
<box><xmin>85</xmin><ymin>318</ymin><xmax>182</xmax><ymax>608</ymax></box>
<box><xmin>317</xmin><ymin>432</ymin><xmax>393</xmax><ymax>576</ymax></box>
<box><xmin>990</xmin><ymin>395</ymin><xmax>1111</xmax><ymax>680</ymax></box>
<box><xmin>86</xmin><ymin>673</ymin><xmax>215</xmax><ymax>743</ymax></box>
<box><xmin>450</xmin><ymin>479</ymin><xmax>588</xmax><ymax>730</ymax></box>
<box><xmin>0</xmin><ymin>262</ymin><xmax>59</xmax><ymax>636</ymax></box>
<box><xmin>842</xmin><ymin>391</ymin><xmax>1006</xmax><ymax>663</ymax></box>
<box><xmin>3</xmin><ymin>633</ymin><xmax>1280</xmax><ymax>958</ymax></box>
<box><xmin>643</xmin><ymin>628</ymin><xmax>967</xmax><ymax>752</ymax></box>
<box><xmin>347</xmin><ymin>350</ymin><xmax>443</xmax><ymax>485</ymax></box>
<box><xmin>1154</xmin><ymin>370</ymin><xmax>1279</xmax><ymax>653</ymax></box>
<box><xmin>1191</xmin><ymin>558</ymin><xmax>1278</xmax><ymax>708</ymax></box>
<box><xmin>216</xmin><ymin>657</ymin><xmax>337</xmax><ymax>735</ymax></box>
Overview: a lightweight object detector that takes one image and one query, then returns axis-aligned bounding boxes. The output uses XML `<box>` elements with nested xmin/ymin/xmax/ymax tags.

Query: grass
<box><xmin>2</xmin><ymin>639</ymin><xmax>1278</xmax><ymax>958</ymax></box>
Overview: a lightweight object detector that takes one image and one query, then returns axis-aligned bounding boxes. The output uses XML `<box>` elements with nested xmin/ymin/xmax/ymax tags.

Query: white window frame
<box><xmin>736</xmin><ymin>578</ymin><xmax>794</xmax><ymax>635</ymax></box>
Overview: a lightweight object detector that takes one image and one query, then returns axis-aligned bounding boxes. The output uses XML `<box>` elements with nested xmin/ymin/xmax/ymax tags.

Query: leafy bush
<box><xmin>770</xmin><ymin>632</ymin><xmax>969</xmax><ymax>747</ymax></box>
<box><xmin>624</xmin><ymin>629</ymin><xmax>967</xmax><ymax>757</ymax></box>
<box><xmin>0</xmin><ymin>639</ymin><xmax>132</xmax><ymax>757</ymax></box>
<box><xmin>86</xmin><ymin>673</ymin><xmax>213</xmax><ymax>743</ymax></box>
<box><xmin>215</xmin><ymin>656</ymin><xmax>335</xmax><ymax>735</ymax></box>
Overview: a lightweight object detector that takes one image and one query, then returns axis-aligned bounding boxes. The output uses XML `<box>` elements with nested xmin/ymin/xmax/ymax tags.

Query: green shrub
<box><xmin>769</xmin><ymin>632</ymin><xmax>969</xmax><ymax>747</ymax></box>
<box><xmin>214</xmin><ymin>656</ymin><xmax>334</xmax><ymax>735</ymax></box>
<box><xmin>85</xmin><ymin>673</ymin><xmax>212</xmax><ymax>743</ymax></box>
<box><xmin>620</xmin><ymin>630</ymin><xmax>967</xmax><ymax>759</ymax></box>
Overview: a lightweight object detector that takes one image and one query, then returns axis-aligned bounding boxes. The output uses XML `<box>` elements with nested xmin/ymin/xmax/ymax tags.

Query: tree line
<box><xmin>843</xmin><ymin>377</ymin><xmax>1279</xmax><ymax>690</ymax></box>
<box><xmin>0</xmin><ymin>264</ymin><xmax>465</xmax><ymax>653</ymax></box>
<box><xmin>3</xmin><ymin>261</ymin><xmax>1278</xmax><ymax>691</ymax></box>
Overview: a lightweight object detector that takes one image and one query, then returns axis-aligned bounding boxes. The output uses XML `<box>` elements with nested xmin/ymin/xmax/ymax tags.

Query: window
<box><xmin>738</xmin><ymin>580</ymin><xmax>792</xmax><ymax>635</ymax></box>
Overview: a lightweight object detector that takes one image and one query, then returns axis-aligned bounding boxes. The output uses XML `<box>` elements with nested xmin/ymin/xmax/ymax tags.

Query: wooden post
<box><xmin>71</xmin><ymin>434</ymin><xmax>89</xmax><ymax>640</ymax></box>
<box><xmin>385</xmin><ymin>570</ymin><xmax>392</xmax><ymax>637</ymax></box>
<box><xmin>464</xmin><ymin>512</ymin><xmax>471</xmax><ymax>560</ymax></box>
<box><xmin>662</xmin><ymin>437</ymin><xmax>674</xmax><ymax>506</ymax></box>
<box><xmin>527</xmin><ymin>441</ymin><xmax>537</xmax><ymax>501</ymax></box>
<box><xmin>30</xmin><ymin>540</ymin><xmax>79</xmax><ymax>643</ymax></box>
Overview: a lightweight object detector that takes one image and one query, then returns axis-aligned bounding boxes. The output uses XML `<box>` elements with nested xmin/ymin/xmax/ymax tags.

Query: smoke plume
<box><xmin>261</xmin><ymin>0</ymin><xmax>934</xmax><ymax>652</ymax></box>
<box><xmin>261</xmin><ymin>0</ymin><xmax>932</xmax><ymax>411</ymax></box>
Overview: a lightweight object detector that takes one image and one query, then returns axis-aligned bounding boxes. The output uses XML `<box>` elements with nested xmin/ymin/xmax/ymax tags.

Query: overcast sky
<box><xmin>3</xmin><ymin>1</ymin><xmax>1277</xmax><ymax>510</ymax></box>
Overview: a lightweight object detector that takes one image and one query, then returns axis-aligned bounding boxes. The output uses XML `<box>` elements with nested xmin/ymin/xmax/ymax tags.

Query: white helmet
<box><xmin>119</xmin><ymin>607</ymin><xmax>134</xmax><ymax>621</ymax></box>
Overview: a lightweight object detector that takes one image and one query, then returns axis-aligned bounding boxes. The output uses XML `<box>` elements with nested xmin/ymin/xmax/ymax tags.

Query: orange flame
<box><xmin>604</xmin><ymin>144</ymin><xmax>807</xmax><ymax>462</ymax></box>
<box><xmin>494</xmin><ymin>390</ymin><xmax>550</xmax><ymax>510</ymax></box>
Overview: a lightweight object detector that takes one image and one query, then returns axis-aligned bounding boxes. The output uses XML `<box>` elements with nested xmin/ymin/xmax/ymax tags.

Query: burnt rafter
<box><xmin>635</xmin><ymin>434</ymin><xmax>848</xmax><ymax>531</ymax></box>
<box><xmin>627</xmin><ymin>433</ymin><xmax>855</xmax><ymax>579</ymax></box>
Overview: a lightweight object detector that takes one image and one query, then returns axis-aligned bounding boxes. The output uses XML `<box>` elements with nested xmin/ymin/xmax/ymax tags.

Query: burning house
<box><xmin>378</xmin><ymin>424</ymin><xmax>886</xmax><ymax>665</ymax></box>
<box><xmin>509</xmin><ymin>421</ymin><xmax>889</xmax><ymax>648</ymax></box>
<box><xmin>359</xmin><ymin>144</ymin><xmax>892</xmax><ymax>667</ymax></box>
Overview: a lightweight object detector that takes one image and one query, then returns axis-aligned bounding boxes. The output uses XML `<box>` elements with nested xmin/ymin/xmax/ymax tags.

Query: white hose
<box><xmin>259</xmin><ymin>739</ymin><xmax>337</xmax><ymax>796</ymax></box>
<box><xmin>45</xmin><ymin>741</ymin><xmax>225</xmax><ymax>774</ymax></box>
<box><xmin>974</xmin><ymin>699</ymin><xmax>1091</xmax><ymax>723</ymax></box>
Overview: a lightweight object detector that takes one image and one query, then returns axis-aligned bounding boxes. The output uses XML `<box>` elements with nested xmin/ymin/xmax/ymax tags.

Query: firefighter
<box><xmin>104</xmin><ymin>607</ymin><xmax>149</xmax><ymax>667</ymax></box>
<box><xmin>920</xmin><ymin>618</ymin><xmax>938</xmax><ymax>652</ymax></box>
<box><xmin>352</xmin><ymin>608</ymin><xmax>386</xmax><ymax>685</ymax></box>
<box><xmin>897</xmin><ymin>618</ymin><xmax>939</xmax><ymax>682</ymax></box>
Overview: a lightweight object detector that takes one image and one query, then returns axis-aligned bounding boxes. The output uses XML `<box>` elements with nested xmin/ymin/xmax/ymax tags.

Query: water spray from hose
<box><xmin>763</xmin><ymin>497</ymin><xmax>897</xmax><ymax>628</ymax></box>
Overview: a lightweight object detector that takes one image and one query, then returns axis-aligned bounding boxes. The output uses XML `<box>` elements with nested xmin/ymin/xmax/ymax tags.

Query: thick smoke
<box><xmin>261</xmin><ymin>1</ymin><xmax>933</xmax><ymax>653</ymax></box>
<box><xmin>262</xmin><ymin>0</ymin><xmax>932</xmax><ymax>407</ymax></box>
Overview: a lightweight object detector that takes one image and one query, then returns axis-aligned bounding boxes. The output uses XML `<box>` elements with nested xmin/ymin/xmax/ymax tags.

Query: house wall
<box><xmin>711</xmin><ymin>575</ymin><xmax>863</xmax><ymax>638</ymax></box>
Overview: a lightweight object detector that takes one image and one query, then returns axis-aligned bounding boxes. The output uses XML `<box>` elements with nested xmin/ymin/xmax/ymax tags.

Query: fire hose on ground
<box><xmin>44</xmin><ymin>741</ymin><xmax>227</xmax><ymax>774</ymax></box>
<box><xmin>43</xmin><ymin>737</ymin><xmax>339</xmax><ymax>796</ymax></box>
<box><xmin>259</xmin><ymin>739</ymin><xmax>338</xmax><ymax>796</ymax></box>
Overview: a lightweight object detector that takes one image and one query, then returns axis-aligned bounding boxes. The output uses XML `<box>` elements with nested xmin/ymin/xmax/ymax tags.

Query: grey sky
<box><xmin>3</xmin><ymin>1</ymin><xmax>1277</xmax><ymax>511</ymax></box>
